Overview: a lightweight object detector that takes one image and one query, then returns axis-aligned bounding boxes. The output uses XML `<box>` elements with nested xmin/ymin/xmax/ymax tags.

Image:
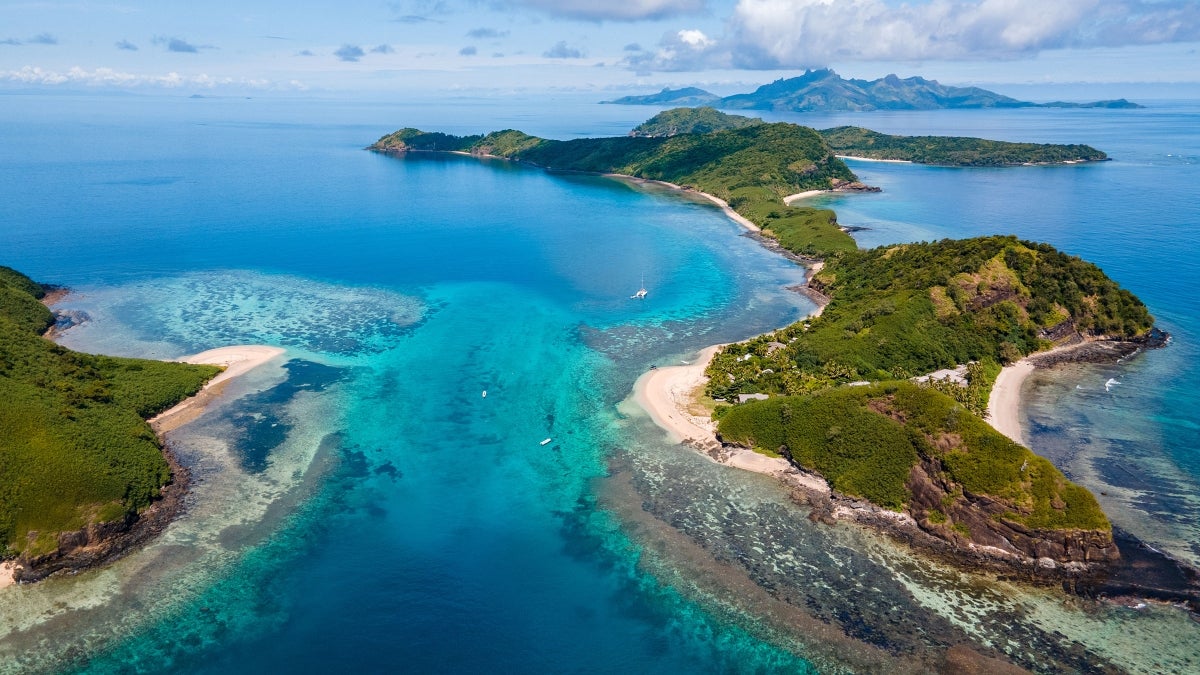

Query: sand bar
<box><xmin>150</xmin><ymin>345</ymin><xmax>286</xmax><ymax>433</ymax></box>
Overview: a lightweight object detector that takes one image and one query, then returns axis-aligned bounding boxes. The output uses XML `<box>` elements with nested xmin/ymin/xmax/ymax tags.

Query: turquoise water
<box><xmin>1</xmin><ymin>94</ymin><xmax>1199</xmax><ymax>673</ymax></box>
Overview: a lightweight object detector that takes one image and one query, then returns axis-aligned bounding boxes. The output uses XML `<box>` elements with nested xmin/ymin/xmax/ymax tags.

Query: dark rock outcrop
<box><xmin>905</xmin><ymin>457</ymin><xmax>1120</xmax><ymax>574</ymax></box>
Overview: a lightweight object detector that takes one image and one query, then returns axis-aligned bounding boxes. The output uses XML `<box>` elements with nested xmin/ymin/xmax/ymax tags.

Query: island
<box><xmin>819</xmin><ymin>126</ymin><xmax>1108</xmax><ymax>166</ymax></box>
<box><xmin>0</xmin><ymin>266</ymin><xmax>280</xmax><ymax>585</ymax></box>
<box><xmin>370</xmin><ymin>120</ymin><xmax>869</xmax><ymax>257</ymax></box>
<box><xmin>604</xmin><ymin>68</ymin><xmax>1143</xmax><ymax>112</ymax></box>
<box><xmin>630</xmin><ymin>108</ymin><xmax>1109</xmax><ymax>167</ymax></box>
<box><xmin>370</xmin><ymin>114</ymin><xmax>1177</xmax><ymax>587</ymax></box>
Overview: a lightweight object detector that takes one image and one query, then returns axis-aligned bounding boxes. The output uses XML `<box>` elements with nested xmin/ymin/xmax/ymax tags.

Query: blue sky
<box><xmin>1</xmin><ymin>1</ymin><xmax>1198</xmax><ymax>97</ymax></box>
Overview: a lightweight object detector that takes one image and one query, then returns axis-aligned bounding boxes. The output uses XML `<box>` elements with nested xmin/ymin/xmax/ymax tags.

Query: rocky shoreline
<box><xmin>677</xmin><ymin>327</ymin><xmax>1200</xmax><ymax>610</ymax></box>
<box><xmin>12</xmin><ymin>443</ymin><xmax>190</xmax><ymax>583</ymax></box>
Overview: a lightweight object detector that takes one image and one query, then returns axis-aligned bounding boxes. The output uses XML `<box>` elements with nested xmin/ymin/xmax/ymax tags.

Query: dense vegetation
<box><xmin>708</xmin><ymin>236</ymin><xmax>1152</xmax><ymax>402</ymax></box>
<box><xmin>629</xmin><ymin>107</ymin><xmax>763</xmax><ymax>137</ymax></box>
<box><xmin>709</xmin><ymin>235</ymin><xmax>1151</xmax><ymax>534</ymax></box>
<box><xmin>0</xmin><ymin>267</ymin><xmax>219</xmax><ymax>559</ymax></box>
<box><xmin>819</xmin><ymin>126</ymin><xmax>1108</xmax><ymax>166</ymax></box>
<box><xmin>717</xmin><ymin>382</ymin><xmax>1109</xmax><ymax>530</ymax></box>
<box><xmin>371</xmin><ymin>121</ymin><xmax>859</xmax><ymax>256</ymax></box>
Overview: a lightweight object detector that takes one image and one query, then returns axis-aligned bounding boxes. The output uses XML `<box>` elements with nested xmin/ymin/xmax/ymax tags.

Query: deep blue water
<box><xmin>1</xmin><ymin>93</ymin><xmax>1199</xmax><ymax>674</ymax></box>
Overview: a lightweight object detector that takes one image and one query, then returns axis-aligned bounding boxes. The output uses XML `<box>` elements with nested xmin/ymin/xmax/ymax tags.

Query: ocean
<box><xmin>0</xmin><ymin>92</ymin><xmax>1197</xmax><ymax>673</ymax></box>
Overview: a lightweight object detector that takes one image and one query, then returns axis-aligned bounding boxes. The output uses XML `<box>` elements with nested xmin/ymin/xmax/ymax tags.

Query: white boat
<box><xmin>482</xmin><ymin>390</ymin><xmax>487</xmax><ymax>398</ymax></box>
<box><xmin>540</xmin><ymin>438</ymin><xmax>552</xmax><ymax>446</ymax></box>
<box><xmin>631</xmin><ymin>274</ymin><xmax>648</xmax><ymax>299</ymax></box>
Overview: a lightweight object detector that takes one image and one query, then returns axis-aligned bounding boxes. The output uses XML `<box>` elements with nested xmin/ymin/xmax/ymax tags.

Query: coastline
<box><xmin>150</xmin><ymin>345</ymin><xmax>287</xmax><ymax>434</ymax></box>
<box><xmin>601</xmin><ymin>173</ymin><xmax>762</xmax><ymax>233</ymax></box>
<box><xmin>985</xmin><ymin>337</ymin><xmax>1161</xmax><ymax>446</ymax></box>
<box><xmin>836</xmin><ymin>155</ymin><xmax>914</xmax><ymax>164</ymax></box>
<box><xmin>4</xmin><ymin>344</ymin><xmax>285</xmax><ymax>586</ymax></box>
<box><xmin>627</xmin><ymin>345</ymin><xmax>831</xmax><ymax>495</ymax></box>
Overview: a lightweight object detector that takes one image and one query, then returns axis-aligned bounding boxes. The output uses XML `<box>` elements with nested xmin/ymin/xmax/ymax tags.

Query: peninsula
<box><xmin>604</xmin><ymin>69</ymin><xmax>1142</xmax><ymax>112</ymax></box>
<box><xmin>0</xmin><ymin>266</ymin><xmax>280</xmax><ymax>585</ymax></box>
<box><xmin>369</xmin><ymin>114</ymin><xmax>1165</xmax><ymax>581</ymax></box>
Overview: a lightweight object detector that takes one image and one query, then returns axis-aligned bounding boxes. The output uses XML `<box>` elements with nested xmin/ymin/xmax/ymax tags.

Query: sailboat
<box><xmin>631</xmin><ymin>274</ymin><xmax>648</xmax><ymax>299</ymax></box>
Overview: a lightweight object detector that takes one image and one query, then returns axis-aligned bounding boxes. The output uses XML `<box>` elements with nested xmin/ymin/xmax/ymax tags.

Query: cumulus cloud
<box><xmin>115</xmin><ymin>39</ymin><xmax>138</xmax><ymax>51</ymax></box>
<box><xmin>624</xmin><ymin>28</ymin><xmax>724</xmax><ymax>72</ymax></box>
<box><xmin>370</xmin><ymin>43</ymin><xmax>394</xmax><ymax>54</ymax></box>
<box><xmin>467</xmin><ymin>27</ymin><xmax>509</xmax><ymax>39</ymax></box>
<box><xmin>335</xmin><ymin>44</ymin><xmax>366</xmax><ymax>61</ymax></box>
<box><xmin>624</xmin><ymin>42</ymin><xmax>643</xmax><ymax>51</ymax></box>
<box><xmin>543</xmin><ymin>41</ymin><xmax>584</xmax><ymax>58</ymax></box>
<box><xmin>297</xmin><ymin>49</ymin><xmax>315</xmax><ymax>56</ymax></box>
<box><xmin>1</xmin><ymin>38</ymin><xmax>22</xmax><ymax>46</ymax></box>
<box><xmin>460</xmin><ymin>45</ymin><xmax>477</xmax><ymax>55</ymax></box>
<box><xmin>724</xmin><ymin>0</ymin><xmax>1200</xmax><ymax>68</ymax></box>
<box><xmin>515</xmin><ymin>0</ymin><xmax>707</xmax><ymax>21</ymax></box>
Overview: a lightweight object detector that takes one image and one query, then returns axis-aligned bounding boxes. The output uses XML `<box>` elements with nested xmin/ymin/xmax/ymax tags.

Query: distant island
<box><xmin>604</xmin><ymin>68</ymin><xmax>1142</xmax><ymax>112</ymax></box>
<box><xmin>632</xmin><ymin>107</ymin><xmax>1109</xmax><ymax>167</ymax></box>
<box><xmin>369</xmin><ymin>114</ymin><xmax>1169</xmax><ymax>582</ymax></box>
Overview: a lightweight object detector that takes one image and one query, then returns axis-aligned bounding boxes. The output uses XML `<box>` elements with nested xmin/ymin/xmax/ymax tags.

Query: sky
<box><xmin>1</xmin><ymin>0</ymin><xmax>1198</xmax><ymax>98</ymax></box>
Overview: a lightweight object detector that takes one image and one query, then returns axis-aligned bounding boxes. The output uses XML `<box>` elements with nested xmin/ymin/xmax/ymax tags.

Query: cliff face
<box><xmin>905</xmin><ymin>457</ymin><xmax>1120</xmax><ymax>572</ymax></box>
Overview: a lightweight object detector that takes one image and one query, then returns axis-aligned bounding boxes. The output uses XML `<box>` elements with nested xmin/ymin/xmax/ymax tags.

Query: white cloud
<box><xmin>543</xmin><ymin>40</ymin><xmax>584</xmax><ymax>58</ymax></box>
<box><xmin>621</xmin><ymin>0</ymin><xmax>1200</xmax><ymax>71</ymax></box>
<box><xmin>515</xmin><ymin>0</ymin><xmax>707</xmax><ymax>21</ymax></box>
<box><xmin>725</xmin><ymin>0</ymin><xmax>1200</xmax><ymax>68</ymax></box>
<box><xmin>0</xmin><ymin>66</ymin><xmax>291</xmax><ymax>90</ymax></box>
<box><xmin>624</xmin><ymin>28</ymin><xmax>726</xmax><ymax>72</ymax></box>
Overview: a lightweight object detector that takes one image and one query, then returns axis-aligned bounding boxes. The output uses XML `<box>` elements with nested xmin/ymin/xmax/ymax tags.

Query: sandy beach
<box><xmin>150</xmin><ymin>345</ymin><xmax>286</xmax><ymax>433</ymax></box>
<box><xmin>628</xmin><ymin>346</ymin><xmax>831</xmax><ymax>493</ymax></box>
<box><xmin>783</xmin><ymin>190</ymin><xmax>827</xmax><ymax>204</ymax></box>
<box><xmin>836</xmin><ymin>155</ymin><xmax>913</xmax><ymax>164</ymax></box>
<box><xmin>986</xmin><ymin>341</ymin><xmax>1113</xmax><ymax>446</ymax></box>
<box><xmin>987</xmin><ymin>360</ymin><xmax>1036</xmax><ymax>445</ymax></box>
<box><xmin>0</xmin><ymin>562</ymin><xmax>14</xmax><ymax>590</ymax></box>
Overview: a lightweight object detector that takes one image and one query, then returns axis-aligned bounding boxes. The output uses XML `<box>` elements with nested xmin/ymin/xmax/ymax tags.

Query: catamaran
<box><xmin>631</xmin><ymin>274</ymin><xmax>648</xmax><ymax>299</ymax></box>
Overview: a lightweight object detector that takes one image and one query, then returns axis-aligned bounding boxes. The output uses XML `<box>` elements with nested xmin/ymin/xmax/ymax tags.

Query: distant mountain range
<box><xmin>603</xmin><ymin>69</ymin><xmax>1142</xmax><ymax>112</ymax></box>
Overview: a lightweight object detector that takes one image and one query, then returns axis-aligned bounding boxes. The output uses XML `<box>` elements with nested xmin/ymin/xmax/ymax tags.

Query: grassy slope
<box><xmin>629</xmin><ymin>107</ymin><xmax>764</xmax><ymax>137</ymax></box>
<box><xmin>820</xmin><ymin>126</ymin><xmax>1108</xmax><ymax>166</ymax></box>
<box><xmin>371</xmin><ymin>122</ymin><xmax>859</xmax><ymax>257</ymax></box>
<box><xmin>0</xmin><ymin>267</ymin><xmax>220</xmax><ymax>558</ymax></box>
<box><xmin>717</xmin><ymin>381</ymin><xmax>1109</xmax><ymax>530</ymax></box>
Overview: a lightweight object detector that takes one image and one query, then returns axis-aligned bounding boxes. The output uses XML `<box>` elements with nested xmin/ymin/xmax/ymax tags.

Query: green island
<box><xmin>373</xmin><ymin>114</ymin><xmax>1159</xmax><ymax>574</ymax></box>
<box><xmin>371</xmin><ymin>119</ymin><xmax>862</xmax><ymax>257</ymax></box>
<box><xmin>627</xmin><ymin>107</ymin><xmax>1108</xmax><ymax>167</ymax></box>
<box><xmin>0</xmin><ymin>266</ymin><xmax>219</xmax><ymax>575</ymax></box>
<box><xmin>818</xmin><ymin>126</ymin><xmax>1108</xmax><ymax>166</ymax></box>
